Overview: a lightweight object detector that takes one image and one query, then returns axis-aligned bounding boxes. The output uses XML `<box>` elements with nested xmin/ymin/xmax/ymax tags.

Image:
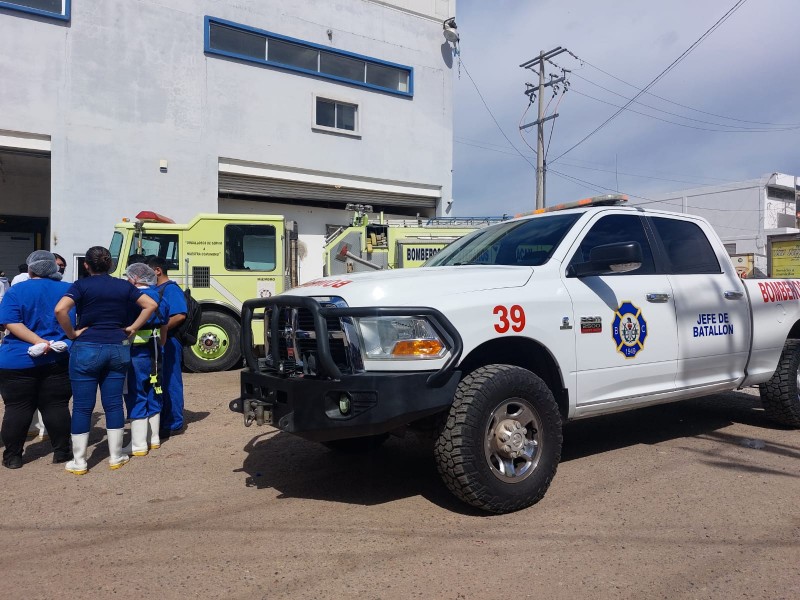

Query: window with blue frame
<box><xmin>0</xmin><ymin>0</ymin><xmax>70</xmax><ymax>20</ymax></box>
<box><xmin>205</xmin><ymin>16</ymin><xmax>413</xmax><ymax>97</ymax></box>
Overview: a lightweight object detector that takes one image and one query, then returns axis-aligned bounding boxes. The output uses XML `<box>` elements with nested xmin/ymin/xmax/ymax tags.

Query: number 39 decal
<box><xmin>493</xmin><ymin>305</ymin><xmax>526</xmax><ymax>333</ymax></box>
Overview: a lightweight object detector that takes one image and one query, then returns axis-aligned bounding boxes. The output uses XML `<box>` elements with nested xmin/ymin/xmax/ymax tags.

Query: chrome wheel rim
<box><xmin>484</xmin><ymin>399</ymin><xmax>543</xmax><ymax>483</ymax></box>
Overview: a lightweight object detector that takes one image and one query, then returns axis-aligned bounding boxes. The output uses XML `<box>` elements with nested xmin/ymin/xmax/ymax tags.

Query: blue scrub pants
<box><xmin>69</xmin><ymin>342</ymin><xmax>131</xmax><ymax>434</ymax></box>
<box><xmin>125</xmin><ymin>343</ymin><xmax>162</xmax><ymax>420</ymax></box>
<box><xmin>161</xmin><ymin>336</ymin><xmax>184</xmax><ymax>431</ymax></box>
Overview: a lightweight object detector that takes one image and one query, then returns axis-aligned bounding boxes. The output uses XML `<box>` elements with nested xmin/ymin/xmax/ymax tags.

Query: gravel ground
<box><xmin>1</xmin><ymin>371</ymin><xmax>798</xmax><ymax>600</ymax></box>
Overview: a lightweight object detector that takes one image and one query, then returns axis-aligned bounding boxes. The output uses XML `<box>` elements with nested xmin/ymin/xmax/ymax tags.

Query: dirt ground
<box><xmin>1</xmin><ymin>370</ymin><xmax>798</xmax><ymax>600</ymax></box>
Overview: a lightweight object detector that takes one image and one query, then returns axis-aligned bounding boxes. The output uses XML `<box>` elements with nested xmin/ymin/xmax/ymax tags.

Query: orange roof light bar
<box><xmin>515</xmin><ymin>194</ymin><xmax>628</xmax><ymax>218</ymax></box>
<box><xmin>135</xmin><ymin>210</ymin><xmax>175</xmax><ymax>224</ymax></box>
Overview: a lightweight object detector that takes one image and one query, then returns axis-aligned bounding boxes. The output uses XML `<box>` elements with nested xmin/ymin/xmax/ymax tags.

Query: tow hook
<box><xmin>229</xmin><ymin>398</ymin><xmax>273</xmax><ymax>427</ymax></box>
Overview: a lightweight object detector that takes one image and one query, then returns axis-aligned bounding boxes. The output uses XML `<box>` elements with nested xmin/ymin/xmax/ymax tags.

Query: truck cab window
<box><xmin>128</xmin><ymin>233</ymin><xmax>179</xmax><ymax>271</ymax></box>
<box><xmin>569</xmin><ymin>214</ymin><xmax>655</xmax><ymax>274</ymax></box>
<box><xmin>650</xmin><ymin>217</ymin><xmax>721</xmax><ymax>274</ymax></box>
<box><xmin>225</xmin><ymin>224</ymin><xmax>277</xmax><ymax>271</ymax></box>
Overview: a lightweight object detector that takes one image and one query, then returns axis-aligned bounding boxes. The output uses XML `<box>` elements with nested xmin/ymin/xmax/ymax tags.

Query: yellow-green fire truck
<box><xmin>109</xmin><ymin>211</ymin><xmax>298</xmax><ymax>373</ymax></box>
<box><xmin>324</xmin><ymin>204</ymin><xmax>507</xmax><ymax>276</ymax></box>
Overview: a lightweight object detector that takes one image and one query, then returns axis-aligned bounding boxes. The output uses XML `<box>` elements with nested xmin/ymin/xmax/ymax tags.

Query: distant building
<box><xmin>639</xmin><ymin>173</ymin><xmax>800</xmax><ymax>276</ymax></box>
<box><xmin>0</xmin><ymin>0</ymin><xmax>457</xmax><ymax>282</ymax></box>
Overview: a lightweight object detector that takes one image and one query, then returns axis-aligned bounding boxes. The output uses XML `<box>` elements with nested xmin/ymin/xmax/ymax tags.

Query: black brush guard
<box><xmin>231</xmin><ymin>295</ymin><xmax>464</xmax><ymax>442</ymax></box>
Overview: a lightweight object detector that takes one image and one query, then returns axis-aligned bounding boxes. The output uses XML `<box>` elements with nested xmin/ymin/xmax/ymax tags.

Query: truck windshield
<box><xmin>426</xmin><ymin>213</ymin><xmax>582</xmax><ymax>267</ymax></box>
<box><xmin>109</xmin><ymin>231</ymin><xmax>123</xmax><ymax>270</ymax></box>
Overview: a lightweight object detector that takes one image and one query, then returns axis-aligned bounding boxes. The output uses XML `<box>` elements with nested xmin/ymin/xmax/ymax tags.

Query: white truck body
<box><xmin>234</xmin><ymin>198</ymin><xmax>800</xmax><ymax>513</ymax></box>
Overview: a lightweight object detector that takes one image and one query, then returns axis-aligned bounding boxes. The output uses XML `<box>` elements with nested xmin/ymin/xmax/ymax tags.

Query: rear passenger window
<box><xmin>569</xmin><ymin>214</ymin><xmax>655</xmax><ymax>275</ymax></box>
<box><xmin>650</xmin><ymin>217</ymin><xmax>720</xmax><ymax>274</ymax></box>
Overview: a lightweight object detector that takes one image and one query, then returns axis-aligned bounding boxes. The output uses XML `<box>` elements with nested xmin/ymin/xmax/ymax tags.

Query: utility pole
<box><xmin>520</xmin><ymin>47</ymin><xmax>568</xmax><ymax>209</ymax></box>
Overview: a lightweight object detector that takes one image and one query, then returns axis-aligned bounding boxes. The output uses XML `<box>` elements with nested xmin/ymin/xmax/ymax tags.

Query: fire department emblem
<box><xmin>612</xmin><ymin>301</ymin><xmax>647</xmax><ymax>359</ymax></box>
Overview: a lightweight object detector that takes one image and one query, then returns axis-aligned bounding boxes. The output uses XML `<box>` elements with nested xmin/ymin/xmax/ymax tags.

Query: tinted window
<box><xmin>268</xmin><ymin>38</ymin><xmax>318</xmax><ymax>70</ymax></box>
<box><xmin>427</xmin><ymin>213</ymin><xmax>581</xmax><ymax>267</ymax></box>
<box><xmin>129</xmin><ymin>233</ymin><xmax>180</xmax><ymax>271</ymax></box>
<box><xmin>650</xmin><ymin>217</ymin><xmax>720</xmax><ymax>274</ymax></box>
<box><xmin>225</xmin><ymin>224</ymin><xmax>276</xmax><ymax>271</ymax></box>
<box><xmin>209</xmin><ymin>23</ymin><xmax>265</xmax><ymax>60</ymax></box>
<box><xmin>109</xmin><ymin>231</ymin><xmax>123</xmax><ymax>270</ymax></box>
<box><xmin>569</xmin><ymin>214</ymin><xmax>655</xmax><ymax>274</ymax></box>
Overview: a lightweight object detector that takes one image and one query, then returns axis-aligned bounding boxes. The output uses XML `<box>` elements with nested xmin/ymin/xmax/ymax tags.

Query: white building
<box><xmin>640</xmin><ymin>173</ymin><xmax>800</xmax><ymax>276</ymax></box>
<box><xmin>0</xmin><ymin>0</ymin><xmax>457</xmax><ymax>282</ymax></box>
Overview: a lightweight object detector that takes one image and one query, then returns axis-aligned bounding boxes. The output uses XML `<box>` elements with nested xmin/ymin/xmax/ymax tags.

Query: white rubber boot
<box><xmin>28</xmin><ymin>411</ymin><xmax>48</xmax><ymax>441</ymax></box>
<box><xmin>107</xmin><ymin>429</ymin><xmax>130</xmax><ymax>470</ymax></box>
<box><xmin>65</xmin><ymin>433</ymin><xmax>89</xmax><ymax>475</ymax></box>
<box><xmin>121</xmin><ymin>419</ymin><xmax>149</xmax><ymax>456</ymax></box>
<box><xmin>148</xmin><ymin>413</ymin><xmax>161</xmax><ymax>450</ymax></box>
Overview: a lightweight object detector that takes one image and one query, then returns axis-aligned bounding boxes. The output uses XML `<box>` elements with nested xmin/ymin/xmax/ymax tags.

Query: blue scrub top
<box><xmin>63</xmin><ymin>274</ymin><xmax>143</xmax><ymax>344</ymax></box>
<box><xmin>0</xmin><ymin>278</ymin><xmax>74</xmax><ymax>370</ymax></box>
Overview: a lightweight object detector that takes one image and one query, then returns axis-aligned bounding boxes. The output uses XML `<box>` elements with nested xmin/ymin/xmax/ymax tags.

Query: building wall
<box><xmin>0</xmin><ymin>0</ymin><xmax>455</xmax><ymax>280</ymax></box>
<box><xmin>641</xmin><ymin>173</ymin><xmax>798</xmax><ymax>260</ymax></box>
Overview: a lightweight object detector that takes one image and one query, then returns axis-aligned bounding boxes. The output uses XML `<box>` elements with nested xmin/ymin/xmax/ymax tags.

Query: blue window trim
<box><xmin>204</xmin><ymin>16</ymin><xmax>413</xmax><ymax>98</ymax></box>
<box><xmin>0</xmin><ymin>0</ymin><xmax>71</xmax><ymax>21</ymax></box>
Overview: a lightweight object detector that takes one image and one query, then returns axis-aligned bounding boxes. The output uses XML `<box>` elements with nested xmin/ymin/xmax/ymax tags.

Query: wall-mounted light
<box><xmin>159</xmin><ymin>159</ymin><xmax>168</xmax><ymax>173</ymax></box>
<box><xmin>443</xmin><ymin>18</ymin><xmax>458</xmax><ymax>43</ymax></box>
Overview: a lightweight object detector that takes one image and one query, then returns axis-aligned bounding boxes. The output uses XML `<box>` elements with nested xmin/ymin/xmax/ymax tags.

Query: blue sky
<box><xmin>450</xmin><ymin>0</ymin><xmax>800</xmax><ymax>216</ymax></box>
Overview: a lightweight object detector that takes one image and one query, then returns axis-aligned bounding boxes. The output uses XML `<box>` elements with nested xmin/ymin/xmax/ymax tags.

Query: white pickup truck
<box><xmin>232</xmin><ymin>195</ymin><xmax>800</xmax><ymax>513</ymax></box>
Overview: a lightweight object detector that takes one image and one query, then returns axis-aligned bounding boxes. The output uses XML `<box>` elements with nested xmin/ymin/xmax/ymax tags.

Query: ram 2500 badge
<box><xmin>231</xmin><ymin>195</ymin><xmax>800</xmax><ymax>513</ymax></box>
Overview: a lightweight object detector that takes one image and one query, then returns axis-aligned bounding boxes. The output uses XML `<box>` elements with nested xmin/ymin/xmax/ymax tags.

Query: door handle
<box><xmin>724</xmin><ymin>290</ymin><xmax>744</xmax><ymax>300</ymax></box>
<box><xmin>646</xmin><ymin>293</ymin><xmax>670</xmax><ymax>303</ymax></box>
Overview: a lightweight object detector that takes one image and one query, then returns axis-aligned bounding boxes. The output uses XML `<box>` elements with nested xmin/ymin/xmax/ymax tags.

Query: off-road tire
<box><xmin>322</xmin><ymin>434</ymin><xmax>389</xmax><ymax>453</ymax></box>
<box><xmin>183</xmin><ymin>311</ymin><xmax>242</xmax><ymax>373</ymax></box>
<box><xmin>758</xmin><ymin>339</ymin><xmax>800</xmax><ymax>428</ymax></box>
<box><xmin>434</xmin><ymin>364</ymin><xmax>562</xmax><ymax>514</ymax></box>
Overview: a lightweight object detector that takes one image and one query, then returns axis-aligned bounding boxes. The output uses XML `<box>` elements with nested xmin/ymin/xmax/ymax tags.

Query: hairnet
<box><xmin>125</xmin><ymin>262</ymin><xmax>157</xmax><ymax>286</ymax></box>
<box><xmin>26</xmin><ymin>250</ymin><xmax>62</xmax><ymax>280</ymax></box>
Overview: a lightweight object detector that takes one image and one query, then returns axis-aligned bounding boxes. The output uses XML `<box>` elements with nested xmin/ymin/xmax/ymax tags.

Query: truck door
<box><xmin>648</xmin><ymin>216</ymin><xmax>751</xmax><ymax>389</ymax></box>
<box><xmin>561</xmin><ymin>213</ymin><xmax>678</xmax><ymax>407</ymax></box>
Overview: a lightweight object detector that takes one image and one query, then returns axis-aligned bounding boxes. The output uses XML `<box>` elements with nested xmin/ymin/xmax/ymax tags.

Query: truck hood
<box><xmin>288</xmin><ymin>266</ymin><xmax>533</xmax><ymax>306</ymax></box>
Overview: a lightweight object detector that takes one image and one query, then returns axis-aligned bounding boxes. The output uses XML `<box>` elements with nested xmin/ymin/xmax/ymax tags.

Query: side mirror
<box><xmin>569</xmin><ymin>241</ymin><xmax>643</xmax><ymax>277</ymax></box>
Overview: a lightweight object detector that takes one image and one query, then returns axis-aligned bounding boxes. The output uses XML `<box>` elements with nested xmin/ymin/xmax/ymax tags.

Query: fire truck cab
<box><xmin>109</xmin><ymin>211</ymin><xmax>298</xmax><ymax>372</ymax></box>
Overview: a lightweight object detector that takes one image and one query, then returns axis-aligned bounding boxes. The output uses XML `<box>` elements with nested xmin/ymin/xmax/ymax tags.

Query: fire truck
<box><xmin>109</xmin><ymin>211</ymin><xmax>299</xmax><ymax>373</ymax></box>
<box><xmin>108</xmin><ymin>207</ymin><xmax>502</xmax><ymax>372</ymax></box>
<box><xmin>324</xmin><ymin>204</ymin><xmax>507</xmax><ymax>276</ymax></box>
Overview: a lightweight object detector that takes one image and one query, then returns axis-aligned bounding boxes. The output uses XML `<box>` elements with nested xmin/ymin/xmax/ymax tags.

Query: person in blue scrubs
<box><xmin>123</xmin><ymin>262</ymin><xmax>170</xmax><ymax>456</ymax></box>
<box><xmin>0</xmin><ymin>251</ymin><xmax>73</xmax><ymax>469</ymax></box>
<box><xmin>55</xmin><ymin>246</ymin><xmax>157</xmax><ymax>475</ymax></box>
<box><xmin>144</xmin><ymin>256</ymin><xmax>187</xmax><ymax>436</ymax></box>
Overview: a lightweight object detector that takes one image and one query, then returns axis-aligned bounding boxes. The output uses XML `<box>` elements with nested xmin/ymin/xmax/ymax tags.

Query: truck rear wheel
<box><xmin>183</xmin><ymin>311</ymin><xmax>242</xmax><ymax>373</ymax></box>
<box><xmin>434</xmin><ymin>365</ymin><xmax>562</xmax><ymax>514</ymax></box>
<box><xmin>758</xmin><ymin>339</ymin><xmax>800</xmax><ymax>428</ymax></box>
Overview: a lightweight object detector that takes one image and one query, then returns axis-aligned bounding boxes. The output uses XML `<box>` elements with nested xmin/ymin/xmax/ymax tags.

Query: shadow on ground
<box><xmin>234</xmin><ymin>390</ymin><xmax>795</xmax><ymax>512</ymax></box>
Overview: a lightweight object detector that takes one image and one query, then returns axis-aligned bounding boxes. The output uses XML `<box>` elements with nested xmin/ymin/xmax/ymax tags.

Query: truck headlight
<box><xmin>355</xmin><ymin>316</ymin><xmax>447</xmax><ymax>360</ymax></box>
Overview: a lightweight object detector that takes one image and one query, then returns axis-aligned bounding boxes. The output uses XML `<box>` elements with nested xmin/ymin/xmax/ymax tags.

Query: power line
<box><xmin>570</xmin><ymin>72</ymin><xmax>799</xmax><ymax>131</ymax></box>
<box><xmin>550</xmin><ymin>0</ymin><xmax>751</xmax><ymax>164</ymax></box>
<box><xmin>454</xmin><ymin>137</ymin><xmax>733</xmax><ymax>186</ymax></box>
<box><xmin>458</xmin><ymin>57</ymin><xmax>536</xmax><ymax>169</ymax></box>
<box><xmin>579</xmin><ymin>59</ymin><xmax>800</xmax><ymax>128</ymax></box>
<box><xmin>569</xmin><ymin>88</ymin><xmax>798</xmax><ymax>133</ymax></box>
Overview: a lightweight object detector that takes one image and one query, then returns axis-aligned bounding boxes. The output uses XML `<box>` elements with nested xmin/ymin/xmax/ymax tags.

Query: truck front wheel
<box><xmin>758</xmin><ymin>339</ymin><xmax>800</xmax><ymax>428</ymax></box>
<box><xmin>182</xmin><ymin>311</ymin><xmax>242</xmax><ymax>373</ymax></box>
<box><xmin>434</xmin><ymin>365</ymin><xmax>562</xmax><ymax>514</ymax></box>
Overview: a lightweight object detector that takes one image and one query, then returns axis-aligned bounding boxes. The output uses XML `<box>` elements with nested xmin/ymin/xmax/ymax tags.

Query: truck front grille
<box><xmin>264</xmin><ymin>299</ymin><xmax>359</xmax><ymax>378</ymax></box>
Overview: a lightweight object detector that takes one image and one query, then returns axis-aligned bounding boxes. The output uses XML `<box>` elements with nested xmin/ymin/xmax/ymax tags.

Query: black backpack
<box><xmin>158</xmin><ymin>283</ymin><xmax>202</xmax><ymax>346</ymax></box>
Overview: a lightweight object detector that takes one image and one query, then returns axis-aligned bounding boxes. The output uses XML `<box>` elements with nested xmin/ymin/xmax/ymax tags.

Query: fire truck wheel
<box><xmin>321</xmin><ymin>434</ymin><xmax>389</xmax><ymax>453</ymax></box>
<box><xmin>434</xmin><ymin>365</ymin><xmax>562</xmax><ymax>514</ymax></box>
<box><xmin>758</xmin><ymin>339</ymin><xmax>800</xmax><ymax>428</ymax></box>
<box><xmin>183</xmin><ymin>311</ymin><xmax>242</xmax><ymax>373</ymax></box>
